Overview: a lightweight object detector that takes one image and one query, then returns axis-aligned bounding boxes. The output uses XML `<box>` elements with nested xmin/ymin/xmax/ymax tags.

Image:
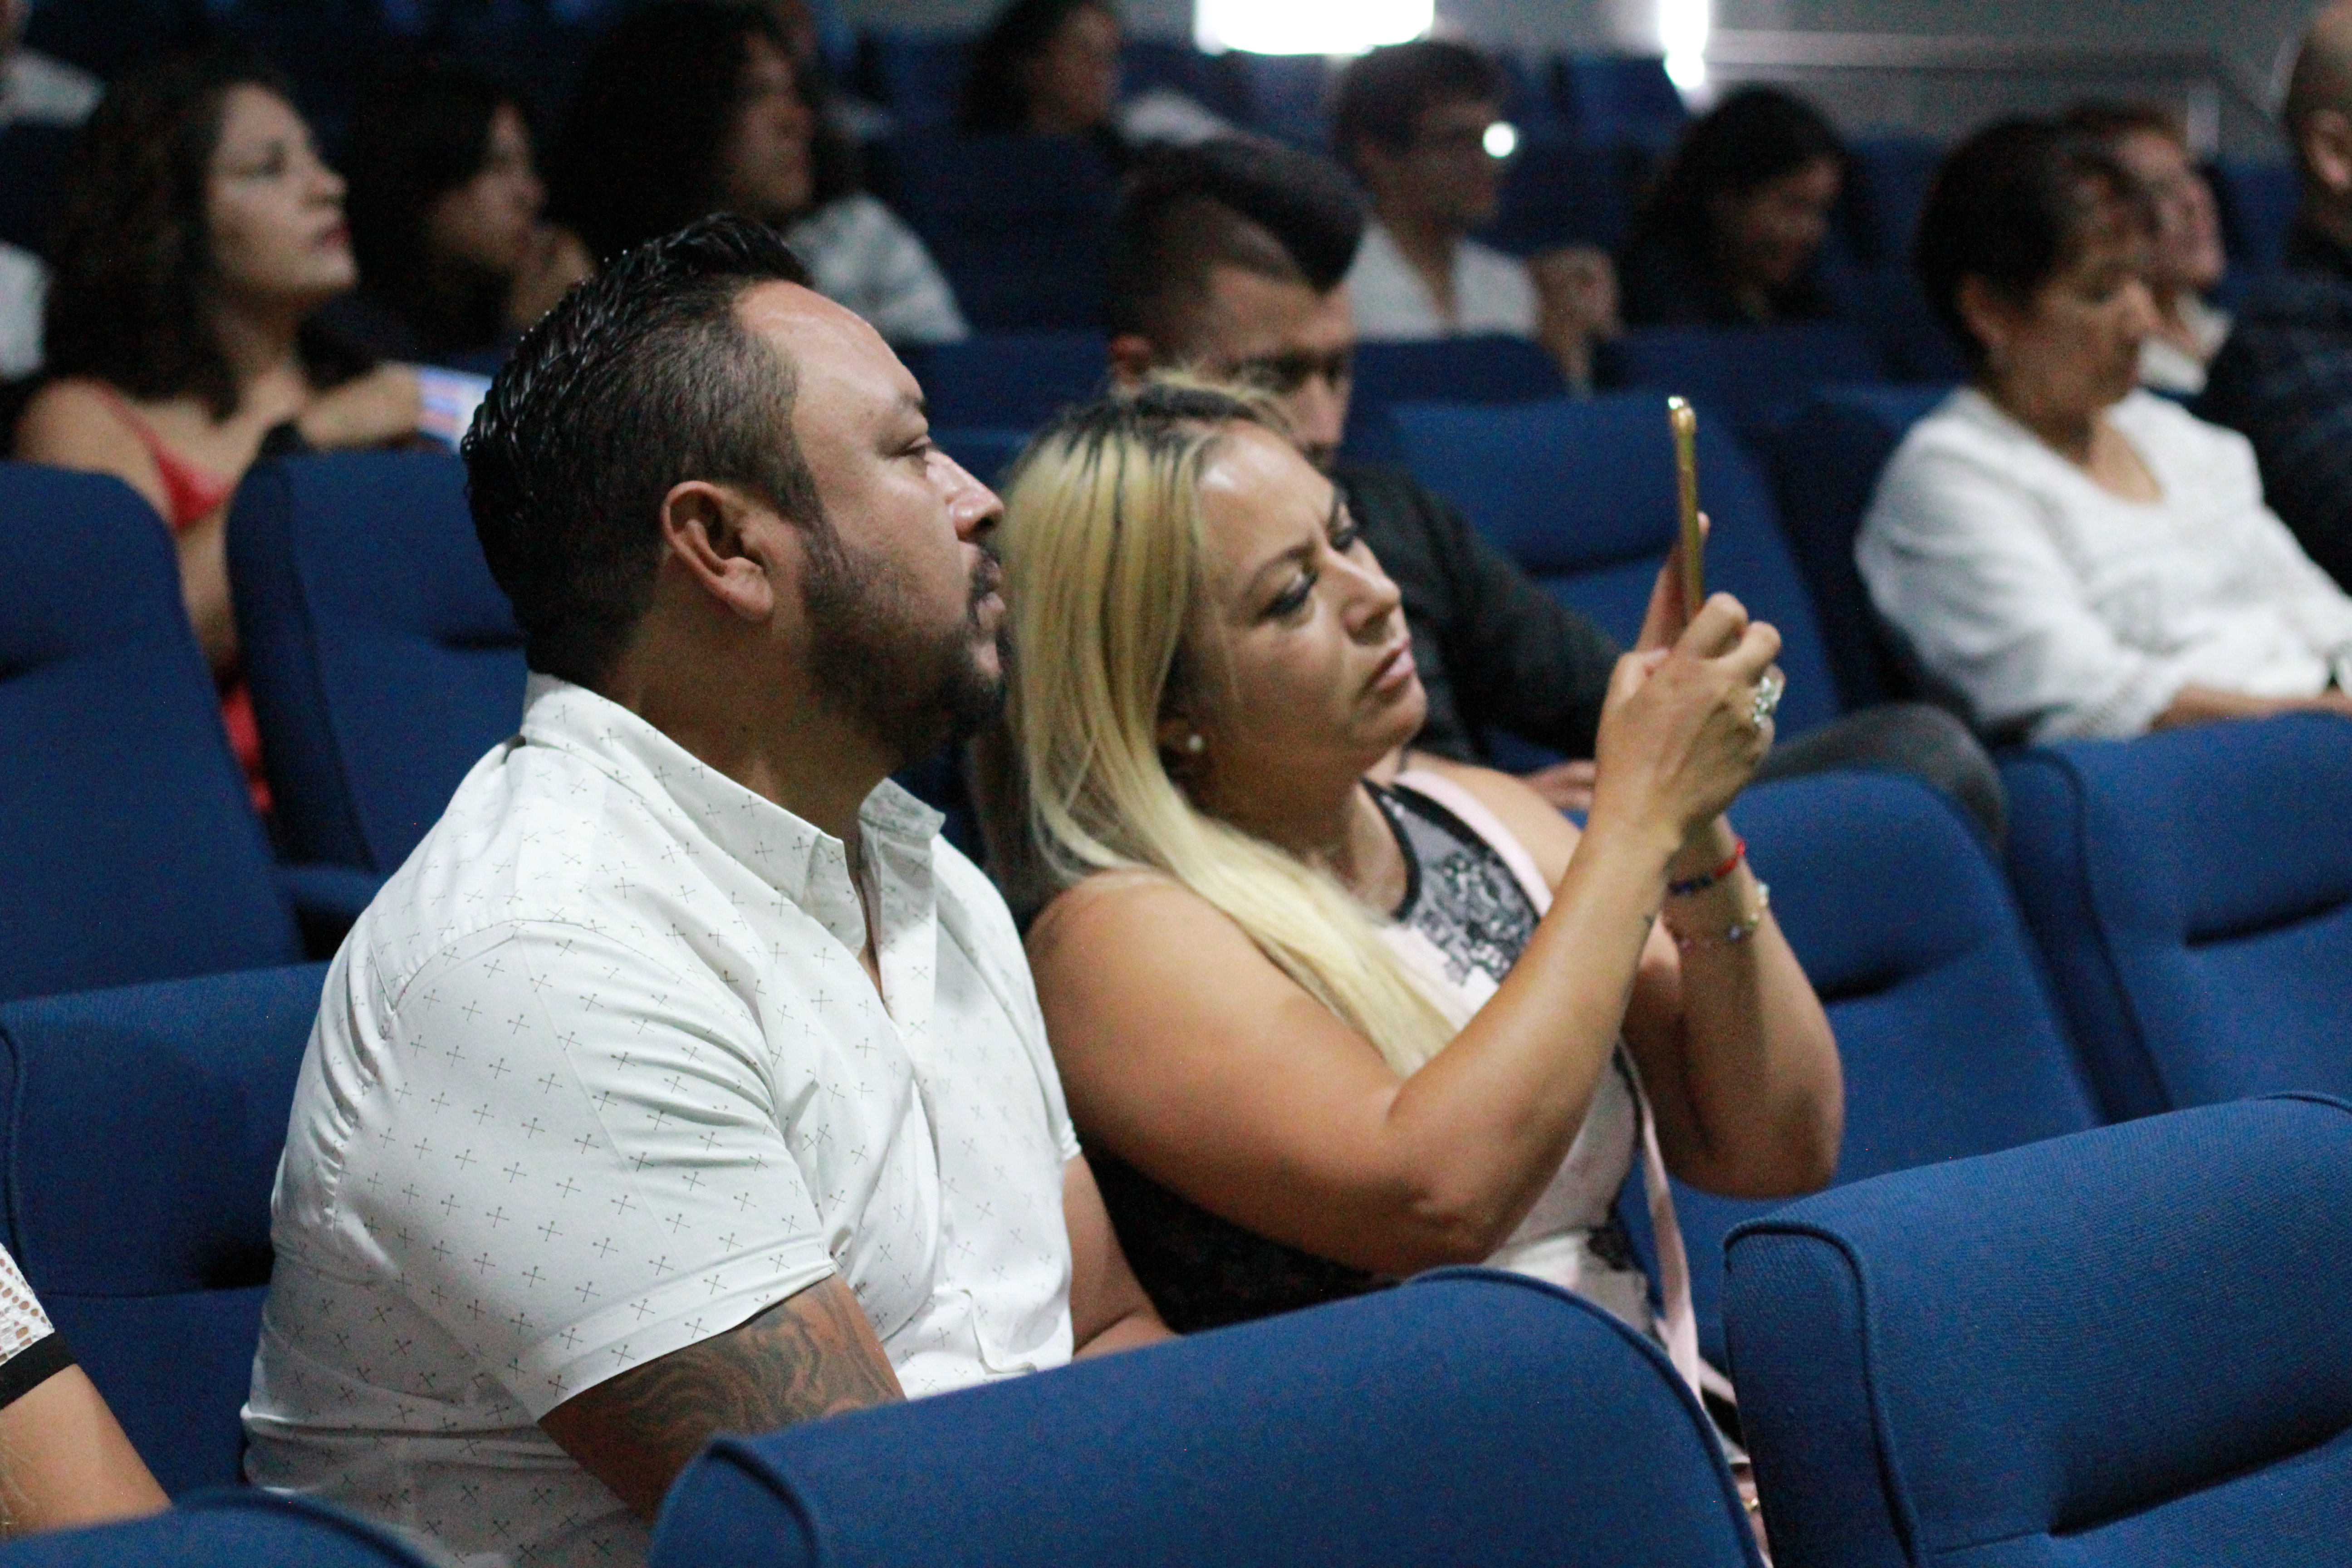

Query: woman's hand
<box><xmin>1588</xmin><ymin>592</ymin><xmax>1781</xmax><ymax>855</ymax></box>
<box><xmin>297</xmin><ymin>364</ymin><xmax>424</xmax><ymax>451</ymax></box>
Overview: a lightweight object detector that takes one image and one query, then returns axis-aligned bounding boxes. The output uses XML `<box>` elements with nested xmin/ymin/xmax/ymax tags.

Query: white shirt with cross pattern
<box><xmin>244</xmin><ymin>676</ymin><xmax>1080</xmax><ymax>1568</ymax></box>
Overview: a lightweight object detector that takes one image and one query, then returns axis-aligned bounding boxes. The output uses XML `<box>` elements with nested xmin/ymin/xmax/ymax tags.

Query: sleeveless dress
<box><xmin>87</xmin><ymin>383</ymin><xmax>270</xmax><ymax>813</ymax></box>
<box><xmin>1091</xmin><ymin>769</ymin><xmax>1709</xmax><ymax>1399</ymax></box>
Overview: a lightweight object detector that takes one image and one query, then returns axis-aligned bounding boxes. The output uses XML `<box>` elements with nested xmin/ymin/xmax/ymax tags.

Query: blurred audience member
<box><xmin>0</xmin><ymin>239</ymin><xmax>38</xmax><ymax>378</ymax></box>
<box><xmin>2062</xmin><ymin>101</ymin><xmax>2228</xmax><ymax>393</ymax></box>
<box><xmin>549</xmin><ymin>0</ymin><xmax>966</xmax><ymax>346</ymax></box>
<box><xmin>330</xmin><ymin>59</ymin><xmax>591</xmax><ymax>368</ymax></box>
<box><xmin>1091</xmin><ymin>138</ymin><xmax>2004</xmax><ymax>841</ymax></box>
<box><xmin>961</xmin><ymin>0</ymin><xmax>1225</xmax><ymax>157</ymax></box>
<box><xmin>2204</xmin><ymin>0</ymin><xmax>2352</xmax><ymax>588</ymax></box>
<box><xmin>0</xmin><ymin>1240</ymin><xmax>167</xmax><ymax>1539</ymax></box>
<box><xmin>1619</xmin><ymin>86</ymin><xmax>1847</xmax><ymax>330</ymax></box>
<box><xmin>1334</xmin><ymin>41</ymin><xmax>1615</xmax><ymax>389</ymax></box>
<box><xmin>15</xmin><ymin>54</ymin><xmax>426</xmax><ymax>808</ymax></box>
<box><xmin>1862</xmin><ymin>120</ymin><xmax>2352</xmax><ymax>743</ymax></box>
<box><xmin>0</xmin><ymin>0</ymin><xmax>98</xmax><ymax>131</ymax></box>
<box><xmin>989</xmin><ymin>377</ymin><xmax>1838</xmax><ymax>1378</ymax></box>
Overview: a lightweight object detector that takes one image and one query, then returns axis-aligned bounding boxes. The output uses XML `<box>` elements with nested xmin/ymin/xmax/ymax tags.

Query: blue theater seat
<box><xmin>1657</xmin><ymin>770</ymin><xmax>2100</xmax><ymax>1365</ymax></box>
<box><xmin>1387</xmin><ymin>395</ymin><xmax>1840</xmax><ymax>738</ymax></box>
<box><xmin>882</xmin><ymin>131</ymin><xmax>1118</xmax><ymax>332</ymax></box>
<box><xmin>0</xmin><ymin>964</ymin><xmax>326</xmax><ymax>1495</ymax></box>
<box><xmin>902</xmin><ymin>331</ymin><xmax>1106</xmax><ymax>429</ymax></box>
<box><xmin>1480</xmin><ymin>134</ymin><xmax>1647</xmax><ymax>258</ymax></box>
<box><xmin>0</xmin><ymin>464</ymin><xmax>302</xmax><ymax>1003</ymax></box>
<box><xmin>0</xmin><ymin>1490</ymin><xmax>432</xmax><ymax>1568</ymax></box>
<box><xmin>1764</xmin><ymin>384</ymin><xmax>1950</xmax><ymax>710</ymax></box>
<box><xmin>650</xmin><ymin>1269</ymin><xmax>1761</xmax><ymax>1568</ymax></box>
<box><xmin>1557</xmin><ymin>54</ymin><xmax>1686</xmax><ymax>147</ymax></box>
<box><xmin>228</xmin><ymin>452</ymin><xmax>526</xmax><ymax>876</ymax></box>
<box><xmin>1725</xmin><ymin>1093</ymin><xmax>2352</xmax><ymax>1568</ymax></box>
<box><xmin>2212</xmin><ymin>157</ymin><xmax>2300</xmax><ymax>286</ymax></box>
<box><xmin>2003</xmin><ymin>713</ymin><xmax>2352</xmax><ymax>1121</ymax></box>
<box><xmin>1613</xmin><ymin>321</ymin><xmax>1888</xmax><ymax>440</ymax></box>
<box><xmin>1230</xmin><ymin>50</ymin><xmax>1333</xmax><ymax>148</ymax></box>
<box><xmin>934</xmin><ymin>426</ymin><xmax>1035</xmax><ymax>489</ymax></box>
<box><xmin>861</xmin><ymin>30</ymin><xmax>972</xmax><ymax>131</ymax></box>
<box><xmin>1344</xmin><ymin>335</ymin><xmax>1568</xmax><ymax>459</ymax></box>
<box><xmin>1837</xmin><ymin>134</ymin><xmax>1944</xmax><ymax>271</ymax></box>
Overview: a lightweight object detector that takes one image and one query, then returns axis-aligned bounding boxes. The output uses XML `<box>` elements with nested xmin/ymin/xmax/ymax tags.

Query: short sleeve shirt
<box><xmin>1345</xmin><ymin>221</ymin><xmax>1539</xmax><ymax>342</ymax></box>
<box><xmin>245</xmin><ymin>676</ymin><xmax>1079</xmax><ymax>1568</ymax></box>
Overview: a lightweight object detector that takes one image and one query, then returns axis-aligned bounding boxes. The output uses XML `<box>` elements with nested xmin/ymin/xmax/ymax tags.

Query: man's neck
<box><xmin>1378</xmin><ymin>206</ymin><xmax>1464</xmax><ymax>321</ymax></box>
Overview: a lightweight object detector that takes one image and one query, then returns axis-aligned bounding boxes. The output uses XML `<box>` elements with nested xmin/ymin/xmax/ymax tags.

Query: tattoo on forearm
<box><xmin>543</xmin><ymin>1275</ymin><xmax>902</xmax><ymax>1518</ymax></box>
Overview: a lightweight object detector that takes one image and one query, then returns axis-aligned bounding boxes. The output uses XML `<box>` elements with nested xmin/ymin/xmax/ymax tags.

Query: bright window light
<box><xmin>1482</xmin><ymin>121</ymin><xmax>1519</xmax><ymax>159</ymax></box>
<box><xmin>1660</xmin><ymin>0</ymin><xmax>1710</xmax><ymax>90</ymax></box>
<box><xmin>1195</xmin><ymin>0</ymin><xmax>1434</xmax><ymax>56</ymax></box>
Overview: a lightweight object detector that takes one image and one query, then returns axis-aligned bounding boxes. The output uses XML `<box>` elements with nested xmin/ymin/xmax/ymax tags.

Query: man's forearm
<box><xmin>539</xmin><ymin>1275</ymin><xmax>903</xmax><ymax>1519</ymax></box>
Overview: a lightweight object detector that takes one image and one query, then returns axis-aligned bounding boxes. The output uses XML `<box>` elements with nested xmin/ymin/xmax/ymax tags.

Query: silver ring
<box><xmin>1750</xmin><ymin>671</ymin><xmax>1784</xmax><ymax>729</ymax></box>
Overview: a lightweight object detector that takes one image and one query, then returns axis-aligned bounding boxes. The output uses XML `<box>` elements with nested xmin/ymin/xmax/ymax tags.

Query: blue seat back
<box><xmin>0</xmin><ymin>1489</ymin><xmax>432</xmax><ymax>1567</ymax></box>
<box><xmin>1122</xmin><ymin>39</ymin><xmax>1247</xmax><ymax>122</ymax></box>
<box><xmin>1613</xmin><ymin>321</ymin><xmax>1888</xmax><ymax>441</ymax></box>
<box><xmin>2003</xmin><ymin>713</ymin><xmax>2352</xmax><ymax>1121</ymax></box>
<box><xmin>650</xmin><ymin>1269</ymin><xmax>1760</xmax><ymax>1568</ymax></box>
<box><xmin>1558</xmin><ymin>54</ymin><xmax>1685</xmax><ymax>146</ymax></box>
<box><xmin>1724</xmin><ymin>1094</ymin><xmax>2352</xmax><ymax>1568</ymax></box>
<box><xmin>1762</xmin><ymin>384</ymin><xmax>1950</xmax><ymax>710</ymax></box>
<box><xmin>0</xmin><ymin>964</ymin><xmax>326</xmax><ymax>1495</ymax></box>
<box><xmin>861</xmin><ymin>30</ymin><xmax>972</xmax><ymax>130</ymax></box>
<box><xmin>228</xmin><ymin>452</ymin><xmax>524</xmax><ymax>875</ymax></box>
<box><xmin>2213</xmin><ymin>157</ymin><xmax>2300</xmax><ymax>282</ymax></box>
<box><xmin>0</xmin><ymin>463</ymin><xmax>299</xmax><ymax>1002</ymax></box>
<box><xmin>1661</xmin><ymin>771</ymin><xmax>2098</xmax><ymax>1365</ymax></box>
<box><xmin>882</xmin><ymin>131</ymin><xmax>1118</xmax><ymax>331</ymax></box>
<box><xmin>1481</xmin><ymin>134</ymin><xmax>1646</xmax><ymax>257</ymax></box>
<box><xmin>1838</xmin><ymin>134</ymin><xmax>1945</xmax><ymax>270</ymax></box>
<box><xmin>1388</xmin><ymin>394</ymin><xmax>1840</xmax><ymax>735</ymax></box>
<box><xmin>1230</xmin><ymin>50</ymin><xmax>1333</xmax><ymax>147</ymax></box>
<box><xmin>1344</xmin><ymin>336</ymin><xmax>1568</xmax><ymax>459</ymax></box>
<box><xmin>902</xmin><ymin>331</ymin><xmax>1106</xmax><ymax>429</ymax></box>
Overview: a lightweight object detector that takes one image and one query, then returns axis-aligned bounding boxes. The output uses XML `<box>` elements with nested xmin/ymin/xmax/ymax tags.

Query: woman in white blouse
<box><xmin>1858</xmin><ymin>118</ymin><xmax>2352</xmax><ymax>743</ymax></box>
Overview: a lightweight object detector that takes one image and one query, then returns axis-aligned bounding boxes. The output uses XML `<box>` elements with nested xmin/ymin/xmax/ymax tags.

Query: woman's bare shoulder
<box><xmin>1028</xmin><ymin>867</ymin><xmax>1243</xmax><ymax>970</ymax></box>
<box><xmin>13</xmin><ymin>379</ymin><xmax>165</xmax><ymax>504</ymax></box>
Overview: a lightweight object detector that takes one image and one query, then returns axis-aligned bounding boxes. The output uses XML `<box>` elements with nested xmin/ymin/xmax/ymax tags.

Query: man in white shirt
<box><xmin>245</xmin><ymin>215</ymin><xmax>1167</xmax><ymax>1568</ymax></box>
<box><xmin>1333</xmin><ymin>40</ymin><xmax>1617</xmax><ymax>389</ymax></box>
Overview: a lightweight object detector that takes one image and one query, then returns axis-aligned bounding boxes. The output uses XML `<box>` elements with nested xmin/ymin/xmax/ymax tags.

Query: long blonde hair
<box><xmin>989</xmin><ymin>375</ymin><xmax>1457</xmax><ymax>1074</ymax></box>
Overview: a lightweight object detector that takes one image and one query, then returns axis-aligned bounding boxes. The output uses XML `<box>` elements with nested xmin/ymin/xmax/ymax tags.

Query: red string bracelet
<box><xmin>1666</xmin><ymin>837</ymin><xmax>1745</xmax><ymax>898</ymax></box>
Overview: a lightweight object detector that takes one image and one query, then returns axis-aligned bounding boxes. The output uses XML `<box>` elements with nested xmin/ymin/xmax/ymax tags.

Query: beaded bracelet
<box><xmin>1666</xmin><ymin>882</ymin><xmax>1770</xmax><ymax>952</ymax></box>
<box><xmin>1666</xmin><ymin>837</ymin><xmax>1746</xmax><ymax>898</ymax></box>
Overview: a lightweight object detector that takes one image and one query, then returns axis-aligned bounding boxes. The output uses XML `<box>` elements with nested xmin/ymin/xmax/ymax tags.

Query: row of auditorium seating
<box><xmin>3</xmin><ymin>944</ymin><xmax>2345</xmax><ymax>1564</ymax></box>
<box><xmin>7</xmin><ymin>425</ymin><xmax>2352</xmax><ymax>1350</ymax></box>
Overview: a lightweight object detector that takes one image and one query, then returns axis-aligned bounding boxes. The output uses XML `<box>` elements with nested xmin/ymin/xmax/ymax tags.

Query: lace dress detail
<box><xmin>0</xmin><ymin>1243</ymin><xmax>70</xmax><ymax>1410</ymax></box>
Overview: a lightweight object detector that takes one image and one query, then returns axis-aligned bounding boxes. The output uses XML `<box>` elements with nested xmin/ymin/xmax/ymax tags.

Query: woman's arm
<box><xmin>0</xmin><ymin>1364</ymin><xmax>168</xmax><ymax>1538</ymax></box>
<box><xmin>1032</xmin><ymin>603</ymin><xmax>1782</xmax><ymax>1278</ymax></box>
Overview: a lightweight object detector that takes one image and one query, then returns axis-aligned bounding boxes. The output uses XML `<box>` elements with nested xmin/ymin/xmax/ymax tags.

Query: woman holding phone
<box><xmin>983</xmin><ymin>377</ymin><xmax>1840</xmax><ymax>1395</ymax></box>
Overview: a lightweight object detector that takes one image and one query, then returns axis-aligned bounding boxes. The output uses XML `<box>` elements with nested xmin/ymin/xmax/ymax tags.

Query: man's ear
<box><xmin>2303</xmin><ymin>107</ymin><xmax>2352</xmax><ymax>199</ymax></box>
<box><xmin>659</xmin><ymin>480</ymin><xmax>781</xmax><ymax>624</ymax></box>
<box><xmin>1107</xmin><ymin>333</ymin><xmax>1157</xmax><ymax>389</ymax></box>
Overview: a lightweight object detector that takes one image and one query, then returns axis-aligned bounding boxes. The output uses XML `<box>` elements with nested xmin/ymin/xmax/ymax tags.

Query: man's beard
<box><xmin>800</xmin><ymin>520</ymin><xmax>1005</xmax><ymax>768</ymax></box>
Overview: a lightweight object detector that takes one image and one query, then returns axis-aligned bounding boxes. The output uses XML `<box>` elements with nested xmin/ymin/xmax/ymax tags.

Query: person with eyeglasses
<box><xmin>1332</xmin><ymin>41</ymin><xmax>1617</xmax><ymax>391</ymax></box>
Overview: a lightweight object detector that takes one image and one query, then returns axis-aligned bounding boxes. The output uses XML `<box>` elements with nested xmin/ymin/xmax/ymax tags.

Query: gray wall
<box><xmin>840</xmin><ymin>0</ymin><xmax>2318</xmax><ymax>153</ymax></box>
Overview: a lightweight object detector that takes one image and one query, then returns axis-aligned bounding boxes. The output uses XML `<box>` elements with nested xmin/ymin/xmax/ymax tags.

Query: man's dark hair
<box><xmin>1915</xmin><ymin>118</ymin><xmax>2154</xmax><ymax>372</ymax></box>
<box><xmin>1331</xmin><ymin>39</ymin><xmax>1503</xmax><ymax>174</ymax></box>
<box><xmin>42</xmin><ymin>50</ymin><xmax>371</xmax><ymax>419</ymax></box>
<box><xmin>1631</xmin><ymin>86</ymin><xmax>1846</xmax><ymax>263</ymax></box>
<box><xmin>464</xmin><ymin>215</ymin><xmax>817</xmax><ymax>689</ymax></box>
<box><xmin>961</xmin><ymin>0</ymin><xmax>1113</xmax><ymax>133</ymax></box>
<box><xmin>344</xmin><ymin>58</ymin><xmax>522</xmax><ymax>357</ymax></box>
<box><xmin>1103</xmin><ymin>137</ymin><xmax>1364</xmax><ymax>341</ymax></box>
<box><xmin>544</xmin><ymin>0</ymin><xmax>859</xmax><ymax>263</ymax></box>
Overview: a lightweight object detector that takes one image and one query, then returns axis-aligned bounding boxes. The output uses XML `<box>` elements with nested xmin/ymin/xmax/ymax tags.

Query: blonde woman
<box><xmin>986</xmin><ymin>379</ymin><xmax>1841</xmax><ymax>1402</ymax></box>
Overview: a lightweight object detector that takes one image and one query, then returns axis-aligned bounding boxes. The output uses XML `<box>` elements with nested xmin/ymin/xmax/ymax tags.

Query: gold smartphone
<box><xmin>1666</xmin><ymin>397</ymin><xmax>1705</xmax><ymax>622</ymax></box>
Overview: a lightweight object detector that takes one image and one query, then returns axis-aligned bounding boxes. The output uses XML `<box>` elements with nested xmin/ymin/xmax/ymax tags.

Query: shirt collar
<box><xmin>517</xmin><ymin>674</ymin><xmax>945</xmax><ymax>952</ymax></box>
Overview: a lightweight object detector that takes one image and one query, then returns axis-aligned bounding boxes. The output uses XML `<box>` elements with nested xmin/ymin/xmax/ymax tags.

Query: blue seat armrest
<box><xmin>278</xmin><ymin>864</ymin><xmax>386</xmax><ymax>958</ymax></box>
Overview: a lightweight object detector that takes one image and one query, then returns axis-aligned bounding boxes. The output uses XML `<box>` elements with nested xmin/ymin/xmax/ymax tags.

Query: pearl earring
<box><xmin>1184</xmin><ymin>733</ymin><xmax>1207</xmax><ymax>754</ymax></box>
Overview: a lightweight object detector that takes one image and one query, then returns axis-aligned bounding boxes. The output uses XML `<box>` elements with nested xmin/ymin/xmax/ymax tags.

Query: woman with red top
<box><xmin>15</xmin><ymin>53</ymin><xmax>428</xmax><ymax>810</ymax></box>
